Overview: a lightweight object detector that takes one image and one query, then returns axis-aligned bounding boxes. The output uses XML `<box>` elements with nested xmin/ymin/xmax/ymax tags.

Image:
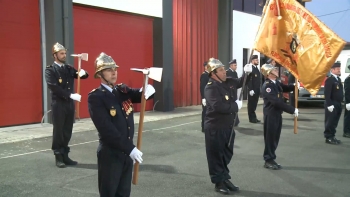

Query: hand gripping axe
<box><xmin>130</xmin><ymin>67</ymin><xmax>163</xmax><ymax>185</ymax></box>
<box><xmin>71</xmin><ymin>53</ymin><xmax>88</xmax><ymax>120</ymax></box>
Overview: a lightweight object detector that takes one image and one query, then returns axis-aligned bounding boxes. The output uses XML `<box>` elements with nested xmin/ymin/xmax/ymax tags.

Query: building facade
<box><xmin>0</xmin><ymin>0</ymin><xmax>233</xmax><ymax>127</ymax></box>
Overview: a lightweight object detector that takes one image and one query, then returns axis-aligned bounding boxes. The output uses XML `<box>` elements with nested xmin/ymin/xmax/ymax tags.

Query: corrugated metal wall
<box><xmin>173</xmin><ymin>0</ymin><xmax>218</xmax><ymax>107</ymax></box>
<box><xmin>0</xmin><ymin>0</ymin><xmax>42</xmax><ymax>127</ymax></box>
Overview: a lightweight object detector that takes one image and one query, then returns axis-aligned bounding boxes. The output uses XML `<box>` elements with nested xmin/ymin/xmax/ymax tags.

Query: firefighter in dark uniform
<box><xmin>45</xmin><ymin>42</ymin><xmax>89</xmax><ymax>168</ymax></box>
<box><xmin>226</xmin><ymin>59</ymin><xmax>239</xmax><ymax>126</ymax></box>
<box><xmin>247</xmin><ymin>55</ymin><xmax>261</xmax><ymax>123</ymax></box>
<box><xmin>324</xmin><ymin>62</ymin><xmax>343</xmax><ymax>144</ymax></box>
<box><xmin>204</xmin><ymin>58</ymin><xmax>252</xmax><ymax>195</ymax></box>
<box><xmin>343</xmin><ymin>64</ymin><xmax>350</xmax><ymax>138</ymax></box>
<box><xmin>226</xmin><ymin>59</ymin><xmax>238</xmax><ymax>79</ymax></box>
<box><xmin>261</xmin><ymin>64</ymin><xmax>298</xmax><ymax>170</ymax></box>
<box><xmin>88</xmin><ymin>52</ymin><xmax>155</xmax><ymax>197</ymax></box>
<box><xmin>200</xmin><ymin>61</ymin><xmax>209</xmax><ymax>132</ymax></box>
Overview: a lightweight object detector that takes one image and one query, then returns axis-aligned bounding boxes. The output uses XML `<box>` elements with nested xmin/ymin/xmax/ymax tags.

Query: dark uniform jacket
<box><xmin>324</xmin><ymin>75</ymin><xmax>344</xmax><ymax>106</ymax></box>
<box><xmin>200</xmin><ymin>71</ymin><xmax>210</xmax><ymax>99</ymax></box>
<box><xmin>226</xmin><ymin>68</ymin><xmax>238</xmax><ymax>79</ymax></box>
<box><xmin>45</xmin><ymin>63</ymin><xmax>89</xmax><ymax>101</ymax></box>
<box><xmin>88</xmin><ymin>84</ymin><xmax>146</xmax><ymax>156</ymax></box>
<box><xmin>261</xmin><ymin>79</ymin><xmax>295</xmax><ymax>115</ymax></box>
<box><xmin>344</xmin><ymin>75</ymin><xmax>350</xmax><ymax>104</ymax></box>
<box><xmin>247</xmin><ymin>65</ymin><xmax>261</xmax><ymax>93</ymax></box>
<box><xmin>204</xmin><ymin>75</ymin><xmax>246</xmax><ymax>130</ymax></box>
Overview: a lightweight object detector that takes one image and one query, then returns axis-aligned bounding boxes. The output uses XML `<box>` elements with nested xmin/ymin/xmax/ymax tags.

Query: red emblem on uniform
<box><xmin>266</xmin><ymin>88</ymin><xmax>271</xmax><ymax>93</ymax></box>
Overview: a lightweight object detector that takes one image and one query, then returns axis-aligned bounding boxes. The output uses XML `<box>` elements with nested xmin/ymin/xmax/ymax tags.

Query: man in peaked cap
<box><xmin>88</xmin><ymin>52</ymin><xmax>155</xmax><ymax>196</ymax></box>
<box><xmin>247</xmin><ymin>55</ymin><xmax>262</xmax><ymax>123</ymax></box>
<box><xmin>344</xmin><ymin>64</ymin><xmax>350</xmax><ymax>138</ymax></box>
<box><xmin>45</xmin><ymin>42</ymin><xmax>89</xmax><ymax>168</ymax></box>
<box><xmin>200</xmin><ymin>61</ymin><xmax>210</xmax><ymax>132</ymax></box>
<box><xmin>324</xmin><ymin>62</ymin><xmax>343</xmax><ymax>145</ymax></box>
<box><xmin>226</xmin><ymin>59</ymin><xmax>239</xmax><ymax>126</ymax></box>
<box><xmin>204</xmin><ymin>57</ymin><xmax>252</xmax><ymax>195</ymax></box>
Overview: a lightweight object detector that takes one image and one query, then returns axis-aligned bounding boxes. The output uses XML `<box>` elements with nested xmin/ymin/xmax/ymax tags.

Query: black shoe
<box><xmin>333</xmin><ymin>137</ymin><xmax>341</xmax><ymax>143</ymax></box>
<box><xmin>224</xmin><ymin>180</ymin><xmax>239</xmax><ymax>191</ymax></box>
<box><xmin>63</xmin><ymin>153</ymin><xmax>78</xmax><ymax>165</ymax></box>
<box><xmin>55</xmin><ymin>154</ymin><xmax>66</xmax><ymax>168</ymax></box>
<box><xmin>249</xmin><ymin>119</ymin><xmax>261</xmax><ymax>123</ymax></box>
<box><xmin>215</xmin><ymin>182</ymin><xmax>230</xmax><ymax>195</ymax></box>
<box><xmin>344</xmin><ymin>133</ymin><xmax>350</xmax><ymax>138</ymax></box>
<box><xmin>325</xmin><ymin>137</ymin><xmax>340</xmax><ymax>145</ymax></box>
<box><xmin>264</xmin><ymin>160</ymin><xmax>280</xmax><ymax>170</ymax></box>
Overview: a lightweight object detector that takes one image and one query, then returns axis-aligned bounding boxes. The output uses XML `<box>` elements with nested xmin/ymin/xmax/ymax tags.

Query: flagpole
<box><xmin>294</xmin><ymin>81</ymin><xmax>298</xmax><ymax>134</ymax></box>
<box><xmin>228</xmin><ymin>0</ymin><xmax>270</xmax><ymax>147</ymax></box>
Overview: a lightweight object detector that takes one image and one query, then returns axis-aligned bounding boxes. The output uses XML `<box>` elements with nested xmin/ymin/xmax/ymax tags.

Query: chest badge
<box><xmin>337</xmin><ymin>85</ymin><xmax>339</xmax><ymax>89</ymax></box>
<box><xmin>255</xmin><ymin>74</ymin><xmax>257</xmax><ymax>77</ymax></box>
<box><xmin>110</xmin><ymin>108</ymin><xmax>116</xmax><ymax>117</ymax></box>
<box><xmin>59</xmin><ymin>78</ymin><xmax>62</xmax><ymax>83</ymax></box>
<box><xmin>225</xmin><ymin>95</ymin><xmax>229</xmax><ymax>100</ymax></box>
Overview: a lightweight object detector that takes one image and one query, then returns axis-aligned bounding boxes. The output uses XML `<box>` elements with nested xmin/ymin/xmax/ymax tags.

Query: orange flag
<box><xmin>254</xmin><ymin>0</ymin><xmax>346</xmax><ymax>95</ymax></box>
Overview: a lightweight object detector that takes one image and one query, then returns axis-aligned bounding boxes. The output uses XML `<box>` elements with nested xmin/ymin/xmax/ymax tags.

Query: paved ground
<box><xmin>1</xmin><ymin>101</ymin><xmax>350</xmax><ymax>197</ymax></box>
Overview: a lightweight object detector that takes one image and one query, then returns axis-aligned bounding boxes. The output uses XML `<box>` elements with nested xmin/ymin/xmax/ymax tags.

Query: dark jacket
<box><xmin>261</xmin><ymin>79</ymin><xmax>295</xmax><ymax>115</ymax></box>
<box><xmin>247</xmin><ymin>65</ymin><xmax>261</xmax><ymax>94</ymax></box>
<box><xmin>45</xmin><ymin>63</ymin><xmax>89</xmax><ymax>101</ymax></box>
<box><xmin>324</xmin><ymin>75</ymin><xmax>343</xmax><ymax>106</ymax></box>
<box><xmin>204</xmin><ymin>73</ymin><xmax>247</xmax><ymax>130</ymax></box>
<box><xmin>200</xmin><ymin>71</ymin><xmax>210</xmax><ymax>99</ymax></box>
<box><xmin>88</xmin><ymin>84</ymin><xmax>152</xmax><ymax>155</ymax></box>
<box><xmin>226</xmin><ymin>68</ymin><xmax>238</xmax><ymax>79</ymax></box>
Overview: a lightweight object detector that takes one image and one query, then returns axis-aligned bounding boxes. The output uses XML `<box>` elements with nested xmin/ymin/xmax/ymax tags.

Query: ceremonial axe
<box><xmin>130</xmin><ymin>67</ymin><xmax>163</xmax><ymax>185</ymax></box>
<box><xmin>71</xmin><ymin>53</ymin><xmax>88</xmax><ymax>120</ymax></box>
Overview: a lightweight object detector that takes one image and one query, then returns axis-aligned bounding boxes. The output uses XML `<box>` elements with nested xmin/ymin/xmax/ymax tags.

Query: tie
<box><xmin>338</xmin><ymin>77</ymin><xmax>341</xmax><ymax>82</ymax></box>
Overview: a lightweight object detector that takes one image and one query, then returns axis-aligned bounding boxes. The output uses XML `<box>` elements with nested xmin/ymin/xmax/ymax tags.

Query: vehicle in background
<box><xmin>279</xmin><ymin>49</ymin><xmax>350</xmax><ymax>105</ymax></box>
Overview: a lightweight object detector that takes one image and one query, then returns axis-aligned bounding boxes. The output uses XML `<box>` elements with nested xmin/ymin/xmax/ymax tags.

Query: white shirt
<box><xmin>54</xmin><ymin>61</ymin><xmax>64</xmax><ymax>67</ymax></box>
<box><xmin>101</xmin><ymin>83</ymin><xmax>113</xmax><ymax>93</ymax></box>
<box><xmin>331</xmin><ymin>73</ymin><xmax>339</xmax><ymax>80</ymax></box>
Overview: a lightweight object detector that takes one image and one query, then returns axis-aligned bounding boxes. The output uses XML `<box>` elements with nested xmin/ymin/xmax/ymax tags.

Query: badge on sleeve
<box><xmin>255</xmin><ymin>74</ymin><xmax>257</xmax><ymax>77</ymax></box>
<box><xmin>266</xmin><ymin>88</ymin><xmax>271</xmax><ymax>93</ymax></box>
<box><xmin>59</xmin><ymin>78</ymin><xmax>62</xmax><ymax>83</ymax></box>
<box><xmin>225</xmin><ymin>95</ymin><xmax>229</xmax><ymax>100</ymax></box>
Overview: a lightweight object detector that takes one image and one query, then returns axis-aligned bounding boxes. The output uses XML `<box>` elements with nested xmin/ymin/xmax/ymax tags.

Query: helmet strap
<box><xmin>214</xmin><ymin>72</ymin><xmax>224</xmax><ymax>83</ymax></box>
<box><xmin>100</xmin><ymin>72</ymin><xmax>114</xmax><ymax>88</ymax></box>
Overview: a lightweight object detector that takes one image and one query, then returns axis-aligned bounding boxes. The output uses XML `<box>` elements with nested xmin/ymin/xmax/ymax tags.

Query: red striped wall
<box><xmin>173</xmin><ymin>0</ymin><xmax>218</xmax><ymax>107</ymax></box>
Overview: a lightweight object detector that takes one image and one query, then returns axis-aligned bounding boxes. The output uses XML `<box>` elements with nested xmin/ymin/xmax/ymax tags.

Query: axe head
<box><xmin>130</xmin><ymin>67</ymin><xmax>163</xmax><ymax>82</ymax></box>
<box><xmin>71</xmin><ymin>53</ymin><xmax>88</xmax><ymax>61</ymax></box>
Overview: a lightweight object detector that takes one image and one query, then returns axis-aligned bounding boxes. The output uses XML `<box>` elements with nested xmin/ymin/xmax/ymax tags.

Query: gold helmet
<box><xmin>261</xmin><ymin>64</ymin><xmax>277</xmax><ymax>77</ymax></box>
<box><xmin>52</xmin><ymin>42</ymin><xmax>67</xmax><ymax>54</ymax></box>
<box><xmin>206</xmin><ymin>57</ymin><xmax>225</xmax><ymax>73</ymax></box>
<box><xmin>94</xmin><ymin>52</ymin><xmax>119</xmax><ymax>78</ymax></box>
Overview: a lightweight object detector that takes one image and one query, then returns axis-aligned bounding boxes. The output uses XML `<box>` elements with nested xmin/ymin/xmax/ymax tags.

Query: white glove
<box><xmin>244</xmin><ymin>64</ymin><xmax>252</xmax><ymax>73</ymax></box>
<box><xmin>78</xmin><ymin>69</ymin><xmax>86</xmax><ymax>77</ymax></box>
<box><xmin>235</xmin><ymin>100</ymin><xmax>243</xmax><ymax>110</ymax></box>
<box><xmin>293</xmin><ymin>82</ymin><xmax>300</xmax><ymax>89</ymax></box>
<box><xmin>294</xmin><ymin>108</ymin><xmax>299</xmax><ymax>117</ymax></box>
<box><xmin>70</xmin><ymin>93</ymin><xmax>81</xmax><ymax>102</ymax></box>
<box><xmin>327</xmin><ymin>105</ymin><xmax>334</xmax><ymax>112</ymax></box>
<box><xmin>346</xmin><ymin>103</ymin><xmax>350</xmax><ymax>111</ymax></box>
<box><xmin>139</xmin><ymin>84</ymin><xmax>156</xmax><ymax>99</ymax></box>
<box><xmin>202</xmin><ymin>99</ymin><xmax>206</xmax><ymax>106</ymax></box>
<box><xmin>129</xmin><ymin>147</ymin><xmax>143</xmax><ymax>164</ymax></box>
<box><xmin>249</xmin><ymin>90</ymin><xmax>255</xmax><ymax>96</ymax></box>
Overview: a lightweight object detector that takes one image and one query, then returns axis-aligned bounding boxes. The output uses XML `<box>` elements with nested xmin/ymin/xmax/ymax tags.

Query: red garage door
<box><xmin>0</xmin><ymin>0</ymin><xmax>42</xmax><ymax>127</ymax></box>
<box><xmin>73</xmin><ymin>5</ymin><xmax>154</xmax><ymax>118</ymax></box>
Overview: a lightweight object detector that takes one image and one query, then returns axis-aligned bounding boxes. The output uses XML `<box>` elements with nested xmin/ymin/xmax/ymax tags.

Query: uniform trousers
<box><xmin>205</xmin><ymin>129</ymin><xmax>234</xmax><ymax>183</ymax></box>
<box><xmin>248</xmin><ymin>93</ymin><xmax>260</xmax><ymax>121</ymax></box>
<box><xmin>51</xmin><ymin>99</ymin><xmax>75</xmax><ymax>154</ymax></box>
<box><xmin>324</xmin><ymin>102</ymin><xmax>342</xmax><ymax>139</ymax></box>
<box><xmin>263</xmin><ymin>113</ymin><xmax>282</xmax><ymax>161</ymax></box>
<box><xmin>98</xmin><ymin>145</ymin><xmax>133</xmax><ymax>197</ymax></box>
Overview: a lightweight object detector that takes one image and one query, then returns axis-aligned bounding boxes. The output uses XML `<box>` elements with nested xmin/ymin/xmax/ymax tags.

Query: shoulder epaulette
<box><xmin>207</xmin><ymin>81</ymin><xmax>212</xmax><ymax>85</ymax></box>
<box><xmin>46</xmin><ymin>65</ymin><xmax>52</xmax><ymax>68</ymax></box>
<box><xmin>88</xmin><ymin>88</ymin><xmax>98</xmax><ymax>95</ymax></box>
